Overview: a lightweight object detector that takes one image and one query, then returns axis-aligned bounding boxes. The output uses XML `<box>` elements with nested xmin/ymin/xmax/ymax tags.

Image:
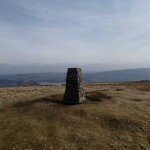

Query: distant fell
<box><xmin>0</xmin><ymin>63</ymin><xmax>150</xmax><ymax>75</ymax></box>
<box><xmin>0</xmin><ymin>68</ymin><xmax>150</xmax><ymax>85</ymax></box>
<box><xmin>84</xmin><ymin>68</ymin><xmax>150</xmax><ymax>82</ymax></box>
<box><xmin>0</xmin><ymin>79</ymin><xmax>40</xmax><ymax>87</ymax></box>
<box><xmin>18</xmin><ymin>80</ymin><xmax>40</xmax><ymax>87</ymax></box>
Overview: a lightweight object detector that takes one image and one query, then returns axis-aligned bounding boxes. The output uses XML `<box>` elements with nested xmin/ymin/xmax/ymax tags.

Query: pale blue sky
<box><xmin>0</xmin><ymin>0</ymin><xmax>150</xmax><ymax>65</ymax></box>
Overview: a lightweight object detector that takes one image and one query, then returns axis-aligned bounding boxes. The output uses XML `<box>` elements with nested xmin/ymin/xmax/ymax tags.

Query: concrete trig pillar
<box><xmin>63</xmin><ymin>68</ymin><xmax>86</xmax><ymax>104</ymax></box>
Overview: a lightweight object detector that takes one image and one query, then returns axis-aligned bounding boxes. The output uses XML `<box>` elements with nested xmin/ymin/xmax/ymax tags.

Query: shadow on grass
<box><xmin>12</xmin><ymin>94</ymin><xmax>65</xmax><ymax>107</ymax></box>
<box><xmin>86</xmin><ymin>91</ymin><xmax>112</xmax><ymax>102</ymax></box>
<box><xmin>12</xmin><ymin>91</ymin><xmax>112</xmax><ymax>108</ymax></box>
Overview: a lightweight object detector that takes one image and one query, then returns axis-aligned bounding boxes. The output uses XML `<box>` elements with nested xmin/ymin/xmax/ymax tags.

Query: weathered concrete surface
<box><xmin>63</xmin><ymin>68</ymin><xmax>86</xmax><ymax>104</ymax></box>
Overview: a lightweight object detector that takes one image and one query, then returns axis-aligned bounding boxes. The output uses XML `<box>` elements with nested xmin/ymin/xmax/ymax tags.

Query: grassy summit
<box><xmin>0</xmin><ymin>82</ymin><xmax>150</xmax><ymax>149</ymax></box>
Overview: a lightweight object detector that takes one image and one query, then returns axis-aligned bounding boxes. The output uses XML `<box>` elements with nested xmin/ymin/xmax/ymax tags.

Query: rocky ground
<box><xmin>0</xmin><ymin>82</ymin><xmax>150</xmax><ymax>150</ymax></box>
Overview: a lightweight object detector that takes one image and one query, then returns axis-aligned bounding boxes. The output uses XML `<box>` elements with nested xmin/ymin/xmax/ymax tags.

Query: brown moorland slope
<box><xmin>0</xmin><ymin>82</ymin><xmax>150</xmax><ymax>150</ymax></box>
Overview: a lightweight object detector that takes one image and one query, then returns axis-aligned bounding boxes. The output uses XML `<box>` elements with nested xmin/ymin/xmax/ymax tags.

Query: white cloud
<box><xmin>0</xmin><ymin>0</ymin><xmax>150</xmax><ymax>66</ymax></box>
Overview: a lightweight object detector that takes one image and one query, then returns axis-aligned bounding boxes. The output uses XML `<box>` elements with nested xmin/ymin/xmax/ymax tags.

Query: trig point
<box><xmin>63</xmin><ymin>68</ymin><xmax>86</xmax><ymax>104</ymax></box>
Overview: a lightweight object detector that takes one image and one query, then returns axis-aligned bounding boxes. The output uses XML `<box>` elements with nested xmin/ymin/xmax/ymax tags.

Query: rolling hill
<box><xmin>84</xmin><ymin>68</ymin><xmax>150</xmax><ymax>82</ymax></box>
<box><xmin>0</xmin><ymin>68</ymin><xmax>150</xmax><ymax>86</ymax></box>
<box><xmin>0</xmin><ymin>63</ymin><xmax>149</xmax><ymax>75</ymax></box>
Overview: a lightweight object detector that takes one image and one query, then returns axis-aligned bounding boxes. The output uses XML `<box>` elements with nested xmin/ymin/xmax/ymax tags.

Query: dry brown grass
<box><xmin>0</xmin><ymin>85</ymin><xmax>65</xmax><ymax>108</ymax></box>
<box><xmin>0</xmin><ymin>83</ymin><xmax>150</xmax><ymax>150</ymax></box>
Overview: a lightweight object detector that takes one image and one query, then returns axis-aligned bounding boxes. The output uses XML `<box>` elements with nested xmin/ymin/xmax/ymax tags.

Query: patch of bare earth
<box><xmin>0</xmin><ymin>83</ymin><xmax>150</xmax><ymax>150</ymax></box>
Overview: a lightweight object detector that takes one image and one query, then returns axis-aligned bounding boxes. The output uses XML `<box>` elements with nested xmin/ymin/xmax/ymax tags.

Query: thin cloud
<box><xmin>0</xmin><ymin>0</ymin><xmax>150</xmax><ymax>65</ymax></box>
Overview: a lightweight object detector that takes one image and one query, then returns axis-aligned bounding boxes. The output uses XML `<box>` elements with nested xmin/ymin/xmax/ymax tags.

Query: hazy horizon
<box><xmin>0</xmin><ymin>0</ymin><xmax>150</xmax><ymax>65</ymax></box>
<box><xmin>1</xmin><ymin>63</ymin><xmax>150</xmax><ymax>75</ymax></box>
